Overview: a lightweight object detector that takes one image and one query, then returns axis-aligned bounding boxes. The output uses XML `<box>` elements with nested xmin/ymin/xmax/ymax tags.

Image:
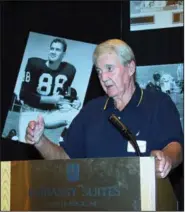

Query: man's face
<box><xmin>95</xmin><ymin>52</ymin><xmax>133</xmax><ymax>98</ymax></box>
<box><xmin>48</xmin><ymin>42</ymin><xmax>64</xmax><ymax>62</ymax></box>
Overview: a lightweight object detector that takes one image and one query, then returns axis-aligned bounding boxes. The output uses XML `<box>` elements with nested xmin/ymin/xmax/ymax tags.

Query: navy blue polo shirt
<box><xmin>61</xmin><ymin>83</ymin><xmax>183</xmax><ymax>158</ymax></box>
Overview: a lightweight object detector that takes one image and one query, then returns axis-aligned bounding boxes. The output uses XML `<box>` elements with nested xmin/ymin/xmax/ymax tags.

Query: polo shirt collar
<box><xmin>103</xmin><ymin>83</ymin><xmax>143</xmax><ymax>111</ymax></box>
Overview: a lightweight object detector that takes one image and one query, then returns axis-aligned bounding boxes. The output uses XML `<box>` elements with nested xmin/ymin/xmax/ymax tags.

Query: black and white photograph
<box><xmin>130</xmin><ymin>0</ymin><xmax>183</xmax><ymax>31</ymax></box>
<box><xmin>136</xmin><ymin>63</ymin><xmax>184</xmax><ymax>128</ymax></box>
<box><xmin>2</xmin><ymin>31</ymin><xmax>96</xmax><ymax>145</ymax></box>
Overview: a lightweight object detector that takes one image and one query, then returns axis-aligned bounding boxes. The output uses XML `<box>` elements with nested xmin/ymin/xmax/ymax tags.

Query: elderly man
<box><xmin>25</xmin><ymin>39</ymin><xmax>183</xmax><ymax>179</ymax></box>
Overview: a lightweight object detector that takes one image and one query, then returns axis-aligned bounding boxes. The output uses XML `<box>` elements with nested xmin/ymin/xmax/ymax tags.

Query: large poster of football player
<box><xmin>136</xmin><ymin>63</ymin><xmax>184</xmax><ymax>129</ymax></box>
<box><xmin>2</xmin><ymin>32</ymin><xmax>96</xmax><ymax>145</ymax></box>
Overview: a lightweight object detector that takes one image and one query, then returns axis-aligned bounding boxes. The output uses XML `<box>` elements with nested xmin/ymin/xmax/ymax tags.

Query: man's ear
<box><xmin>128</xmin><ymin>60</ymin><xmax>136</xmax><ymax>76</ymax></box>
<box><xmin>61</xmin><ymin>52</ymin><xmax>66</xmax><ymax>59</ymax></box>
<box><xmin>62</xmin><ymin>52</ymin><xmax>66</xmax><ymax>57</ymax></box>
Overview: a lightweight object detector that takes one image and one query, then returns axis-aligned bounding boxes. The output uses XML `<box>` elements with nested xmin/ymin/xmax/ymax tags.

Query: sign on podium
<box><xmin>1</xmin><ymin>157</ymin><xmax>177</xmax><ymax>211</ymax></box>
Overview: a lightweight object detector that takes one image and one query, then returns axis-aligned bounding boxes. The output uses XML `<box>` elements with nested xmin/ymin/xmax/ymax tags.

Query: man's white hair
<box><xmin>93</xmin><ymin>39</ymin><xmax>136</xmax><ymax>66</ymax></box>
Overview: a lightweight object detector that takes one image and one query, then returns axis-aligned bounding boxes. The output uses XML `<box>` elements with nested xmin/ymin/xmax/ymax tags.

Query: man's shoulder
<box><xmin>83</xmin><ymin>95</ymin><xmax>107</xmax><ymax>111</ymax></box>
<box><xmin>143</xmin><ymin>87</ymin><xmax>169</xmax><ymax>102</ymax></box>
<box><xmin>27</xmin><ymin>57</ymin><xmax>46</xmax><ymax>66</ymax></box>
<box><xmin>60</xmin><ymin>61</ymin><xmax>76</xmax><ymax>71</ymax></box>
<box><xmin>70</xmin><ymin>96</ymin><xmax>106</xmax><ymax>125</ymax></box>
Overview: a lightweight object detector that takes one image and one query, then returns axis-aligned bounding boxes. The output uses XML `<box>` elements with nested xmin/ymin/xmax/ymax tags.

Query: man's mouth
<box><xmin>106</xmin><ymin>85</ymin><xmax>114</xmax><ymax>89</ymax></box>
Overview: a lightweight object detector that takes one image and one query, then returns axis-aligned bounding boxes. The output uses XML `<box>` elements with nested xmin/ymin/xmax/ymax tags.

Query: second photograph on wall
<box><xmin>136</xmin><ymin>63</ymin><xmax>184</xmax><ymax>128</ymax></box>
<box><xmin>130</xmin><ymin>0</ymin><xmax>183</xmax><ymax>31</ymax></box>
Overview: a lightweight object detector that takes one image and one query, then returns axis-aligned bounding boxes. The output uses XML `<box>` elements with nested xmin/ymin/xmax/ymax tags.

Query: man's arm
<box><xmin>34</xmin><ymin>135</ymin><xmax>70</xmax><ymax>160</ymax></box>
<box><xmin>20</xmin><ymin>58</ymin><xmax>44</xmax><ymax>107</ymax></box>
<box><xmin>151</xmin><ymin>141</ymin><xmax>183</xmax><ymax>178</ymax></box>
<box><xmin>40</xmin><ymin>95</ymin><xmax>64</xmax><ymax>104</ymax></box>
<box><xmin>162</xmin><ymin>141</ymin><xmax>183</xmax><ymax>169</ymax></box>
<box><xmin>62</xmin><ymin>63</ymin><xmax>76</xmax><ymax>87</ymax></box>
<box><xmin>25</xmin><ymin>115</ymin><xmax>69</xmax><ymax>160</ymax></box>
<box><xmin>151</xmin><ymin>94</ymin><xmax>183</xmax><ymax>178</ymax></box>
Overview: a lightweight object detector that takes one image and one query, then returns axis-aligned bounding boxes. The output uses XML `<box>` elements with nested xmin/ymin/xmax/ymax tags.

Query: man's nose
<box><xmin>100</xmin><ymin>72</ymin><xmax>109</xmax><ymax>82</ymax></box>
<box><xmin>51</xmin><ymin>49</ymin><xmax>56</xmax><ymax>54</ymax></box>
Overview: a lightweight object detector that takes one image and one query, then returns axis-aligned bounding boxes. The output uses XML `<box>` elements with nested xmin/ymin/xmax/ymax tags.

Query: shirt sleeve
<box><xmin>60</xmin><ymin>109</ymin><xmax>86</xmax><ymax>159</ymax></box>
<box><xmin>62</xmin><ymin>63</ymin><xmax>76</xmax><ymax>88</ymax></box>
<box><xmin>19</xmin><ymin>58</ymin><xmax>41</xmax><ymax>106</ymax></box>
<box><xmin>155</xmin><ymin>94</ymin><xmax>184</xmax><ymax>150</ymax></box>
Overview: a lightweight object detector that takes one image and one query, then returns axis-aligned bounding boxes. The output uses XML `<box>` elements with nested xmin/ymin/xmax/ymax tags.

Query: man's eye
<box><xmin>107</xmin><ymin>66</ymin><xmax>113</xmax><ymax>72</ymax></box>
<box><xmin>96</xmin><ymin>69</ymin><xmax>101</xmax><ymax>75</ymax></box>
<box><xmin>56</xmin><ymin>48</ymin><xmax>62</xmax><ymax>52</ymax></box>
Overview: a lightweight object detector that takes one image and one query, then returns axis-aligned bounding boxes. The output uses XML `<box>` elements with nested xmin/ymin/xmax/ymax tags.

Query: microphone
<box><xmin>108</xmin><ymin>114</ymin><xmax>141</xmax><ymax>157</ymax></box>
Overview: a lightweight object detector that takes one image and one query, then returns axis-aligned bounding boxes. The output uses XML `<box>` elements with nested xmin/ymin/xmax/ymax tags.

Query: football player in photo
<box><xmin>18</xmin><ymin>38</ymin><xmax>81</xmax><ymax>144</ymax></box>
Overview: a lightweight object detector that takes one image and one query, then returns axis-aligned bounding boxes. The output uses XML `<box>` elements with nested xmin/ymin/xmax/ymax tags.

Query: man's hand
<box><xmin>53</xmin><ymin>94</ymin><xmax>65</xmax><ymax>103</ymax></box>
<box><xmin>25</xmin><ymin>114</ymin><xmax>45</xmax><ymax>145</ymax></box>
<box><xmin>150</xmin><ymin>150</ymin><xmax>172</xmax><ymax>178</ymax></box>
<box><xmin>71</xmin><ymin>98</ymin><xmax>81</xmax><ymax>110</ymax></box>
<box><xmin>57</xmin><ymin>98</ymin><xmax>81</xmax><ymax>111</ymax></box>
<box><xmin>57</xmin><ymin>98</ymin><xmax>72</xmax><ymax>110</ymax></box>
<box><xmin>40</xmin><ymin>94</ymin><xmax>64</xmax><ymax>105</ymax></box>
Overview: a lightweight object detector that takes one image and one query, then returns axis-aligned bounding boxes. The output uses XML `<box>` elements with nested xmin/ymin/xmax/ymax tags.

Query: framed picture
<box><xmin>2</xmin><ymin>31</ymin><xmax>96</xmax><ymax>145</ymax></box>
<box><xmin>136</xmin><ymin>63</ymin><xmax>184</xmax><ymax>128</ymax></box>
<box><xmin>130</xmin><ymin>1</ymin><xmax>183</xmax><ymax>31</ymax></box>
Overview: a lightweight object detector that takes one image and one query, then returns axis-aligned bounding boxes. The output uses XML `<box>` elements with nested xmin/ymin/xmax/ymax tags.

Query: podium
<box><xmin>1</xmin><ymin>157</ymin><xmax>178</xmax><ymax>211</ymax></box>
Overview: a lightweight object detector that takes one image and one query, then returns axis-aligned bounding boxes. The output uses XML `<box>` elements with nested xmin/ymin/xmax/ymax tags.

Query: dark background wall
<box><xmin>1</xmin><ymin>1</ymin><xmax>183</xmax><ymax>209</ymax></box>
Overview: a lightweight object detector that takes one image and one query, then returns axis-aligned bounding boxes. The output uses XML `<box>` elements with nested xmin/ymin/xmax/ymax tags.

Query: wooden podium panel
<box><xmin>1</xmin><ymin>157</ymin><xmax>177</xmax><ymax>211</ymax></box>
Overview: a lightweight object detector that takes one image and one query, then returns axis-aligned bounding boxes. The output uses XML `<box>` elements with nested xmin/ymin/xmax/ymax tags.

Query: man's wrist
<box><xmin>34</xmin><ymin>135</ymin><xmax>45</xmax><ymax>147</ymax></box>
<box><xmin>162</xmin><ymin>147</ymin><xmax>176</xmax><ymax>170</ymax></box>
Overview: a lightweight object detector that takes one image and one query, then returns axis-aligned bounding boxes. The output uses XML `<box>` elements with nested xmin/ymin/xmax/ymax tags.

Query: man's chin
<box><xmin>48</xmin><ymin>60</ymin><xmax>55</xmax><ymax>64</ymax></box>
<box><xmin>106</xmin><ymin>92</ymin><xmax>117</xmax><ymax>98</ymax></box>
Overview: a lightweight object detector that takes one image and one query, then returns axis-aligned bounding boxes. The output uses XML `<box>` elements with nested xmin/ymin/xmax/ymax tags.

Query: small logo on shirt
<box><xmin>136</xmin><ymin>131</ymin><xmax>140</xmax><ymax>136</ymax></box>
<box><xmin>66</xmin><ymin>163</ymin><xmax>80</xmax><ymax>182</ymax></box>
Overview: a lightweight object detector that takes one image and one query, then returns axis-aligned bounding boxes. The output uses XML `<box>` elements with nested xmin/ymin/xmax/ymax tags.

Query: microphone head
<box><xmin>108</xmin><ymin>114</ymin><xmax>140</xmax><ymax>156</ymax></box>
<box><xmin>108</xmin><ymin>114</ymin><xmax>127</xmax><ymax>132</ymax></box>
